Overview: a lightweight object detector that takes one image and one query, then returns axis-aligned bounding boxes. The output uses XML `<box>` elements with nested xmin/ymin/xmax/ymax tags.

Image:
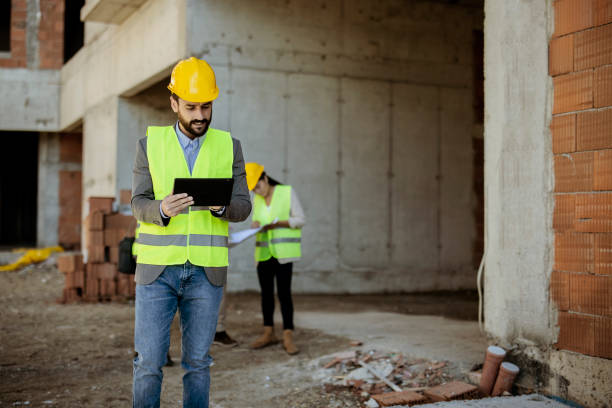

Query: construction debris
<box><xmin>319</xmin><ymin>349</ymin><xmax>464</xmax><ymax>406</ymax></box>
<box><xmin>372</xmin><ymin>390</ymin><xmax>428</xmax><ymax>407</ymax></box>
<box><xmin>424</xmin><ymin>381</ymin><xmax>479</xmax><ymax>402</ymax></box>
<box><xmin>358</xmin><ymin>360</ymin><xmax>402</xmax><ymax>392</ymax></box>
<box><xmin>318</xmin><ymin>347</ymin><xmax>523</xmax><ymax>407</ymax></box>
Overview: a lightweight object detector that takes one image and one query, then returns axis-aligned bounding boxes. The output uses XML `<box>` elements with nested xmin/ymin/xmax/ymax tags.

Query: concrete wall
<box><xmin>0</xmin><ymin>68</ymin><xmax>60</xmax><ymax>131</ymax></box>
<box><xmin>183</xmin><ymin>0</ymin><xmax>483</xmax><ymax>292</ymax></box>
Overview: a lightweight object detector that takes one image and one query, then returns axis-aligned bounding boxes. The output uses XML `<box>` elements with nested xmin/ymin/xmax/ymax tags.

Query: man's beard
<box><xmin>178</xmin><ymin>112</ymin><xmax>211</xmax><ymax>137</ymax></box>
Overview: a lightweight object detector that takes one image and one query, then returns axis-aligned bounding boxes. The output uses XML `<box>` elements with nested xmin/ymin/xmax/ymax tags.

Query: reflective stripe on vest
<box><xmin>136</xmin><ymin>125</ymin><xmax>233</xmax><ymax>267</ymax></box>
<box><xmin>252</xmin><ymin>185</ymin><xmax>302</xmax><ymax>262</ymax></box>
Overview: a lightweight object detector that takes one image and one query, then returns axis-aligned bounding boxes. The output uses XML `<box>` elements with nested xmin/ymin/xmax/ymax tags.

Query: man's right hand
<box><xmin>161</xmin><ymin>193</ymin><xmax>194</xmax><ymax>217</ymax></box>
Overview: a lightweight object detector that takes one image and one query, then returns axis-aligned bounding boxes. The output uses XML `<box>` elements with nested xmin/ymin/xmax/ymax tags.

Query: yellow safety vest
<box><xmin>136</xmin><ymin>126</ymin><xmax>233</xmax><ymax>267</ymax></box>
<box><xmin>132</xmin><ymin>223</ymin><xmax>140</xmax><ymax>256</ymax></box>
<box><xmin>253</xmin><ymin>185</ymin><xmax>302</xmax><ymax>262</ymax></box>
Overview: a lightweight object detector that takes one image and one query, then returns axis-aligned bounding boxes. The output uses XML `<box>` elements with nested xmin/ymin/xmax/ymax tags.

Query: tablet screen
<box><xmin>173</xmin><ymin>178</ymin><xmax>234</xmax><ymax>207</ymax></box>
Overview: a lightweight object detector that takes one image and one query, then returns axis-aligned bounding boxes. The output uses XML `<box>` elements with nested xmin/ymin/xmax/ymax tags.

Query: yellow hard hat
<box><xmin>167</xmin><ymin>57</ymin><xmax>219</xmax><ymax>103</ymax></box>
<box><xmin>245</xmin><ymin>162</ymin><xmax>264</xmax><ymax>191</ymax></box>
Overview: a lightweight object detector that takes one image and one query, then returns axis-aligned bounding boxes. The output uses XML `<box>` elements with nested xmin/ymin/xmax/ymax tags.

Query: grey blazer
<box><xmin>131</xmin><ymin>128</ymin><xmax>251</xmax><ymax>286</ymax></box>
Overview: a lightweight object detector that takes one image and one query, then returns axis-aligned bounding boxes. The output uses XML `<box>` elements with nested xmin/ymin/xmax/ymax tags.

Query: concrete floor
<box><xmin>297</xmin><ymin>311</ymin><xmax>487</xmax><ymax>372</ymax></box>
<box><xmin>413</xmin><ymin>394</ymin><xmax>571</xmax><ymax>407</ymax></box>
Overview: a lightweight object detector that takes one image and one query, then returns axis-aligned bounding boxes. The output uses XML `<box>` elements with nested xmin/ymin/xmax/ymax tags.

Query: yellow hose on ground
<box><xmin>0</xmin><ymin>246</ymin><xmax>64</xmax><ymax>271</ymax></box>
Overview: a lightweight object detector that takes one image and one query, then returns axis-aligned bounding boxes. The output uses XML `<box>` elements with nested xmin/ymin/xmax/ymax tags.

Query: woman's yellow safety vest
<box><xmin>253</xmin><ymin>185</ymin><xmax>302</xmax><ymax>262</ymax></box>
<box><xmin>136</xmin><ymin>126</ymin><xmax>233</xmax><ymax>267</ymax></box>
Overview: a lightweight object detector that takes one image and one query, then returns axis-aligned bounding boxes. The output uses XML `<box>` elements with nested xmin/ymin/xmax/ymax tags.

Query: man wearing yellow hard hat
<box><xmin>245</xmin><ymin>162</ymin><xmax>306</xmax><ymax>355</ymax></box>
<box><xmin>131</xmin><ymin>57</ymin><xmax>251</xmax><ymax>407</ymax></box>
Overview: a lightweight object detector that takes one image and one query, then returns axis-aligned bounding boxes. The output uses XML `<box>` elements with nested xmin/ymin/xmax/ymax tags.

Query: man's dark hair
<box><xmin>171</xmin><ymin>93</ymin><xmax>179</xmax><ymax>101</ymax></box>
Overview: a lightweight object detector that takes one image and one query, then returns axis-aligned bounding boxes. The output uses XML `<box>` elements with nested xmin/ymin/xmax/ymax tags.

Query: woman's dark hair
<box><xmin>260</xmin><ymin>171</ymin><xmax>281</xmax><ymax>186</ymax></box>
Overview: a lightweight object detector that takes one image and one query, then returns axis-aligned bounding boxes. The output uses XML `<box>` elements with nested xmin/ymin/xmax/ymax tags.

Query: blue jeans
<box><xmin>132</xmin><ymin>262</ymin><xmax>223</xmax><ymax>408</ymax></box>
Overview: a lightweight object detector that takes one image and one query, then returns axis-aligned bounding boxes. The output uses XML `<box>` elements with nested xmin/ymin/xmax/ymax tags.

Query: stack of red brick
<box><xmin>57</xmin><ymin>253</ymin><xmax>84</xmax><ymax>303</ymax></box>
<box><xmin>57</xmin><ymin>196</ymin><xmax>136</xmax><ymax>303</ymax></box>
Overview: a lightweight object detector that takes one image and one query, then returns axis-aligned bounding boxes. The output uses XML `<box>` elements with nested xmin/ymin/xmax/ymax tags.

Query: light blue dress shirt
<box><xmin>175</xmin><ymin>122</ymin><xmax>204</xmax><ymax>174</ymax></box>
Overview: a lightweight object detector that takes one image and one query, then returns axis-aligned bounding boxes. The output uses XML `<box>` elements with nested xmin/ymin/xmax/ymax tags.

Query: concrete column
<box><xmin>483</xmin><ymin>0</ymin><xmax>554</xmax><ymax>343</ymax></box>
<box><xmin>37</xmin><ymin>133</ymin><xmax>60</xmax><ymax>247</ymax></box>
<box><xmin>81</xmin><ymin>96</ymin><xmax>119</xmax><ymax>247</ymax></box>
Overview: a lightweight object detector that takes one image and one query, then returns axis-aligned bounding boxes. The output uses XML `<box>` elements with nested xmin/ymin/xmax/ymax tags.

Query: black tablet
<box><xmin>173</xmin><ymin>178</ymin><xmax>234</xmax><ymax>207</ymax></box>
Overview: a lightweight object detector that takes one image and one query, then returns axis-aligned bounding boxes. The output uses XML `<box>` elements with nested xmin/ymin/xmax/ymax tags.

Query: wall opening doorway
<box><xmin>0</xmin><ymin>132</ymin><xmax>38</xmax><ymax>247</ymax></box>
<box><xmin>64</xmin><ymin>0</ymin><xmax>85</xmax><ymax>63</ymax></box>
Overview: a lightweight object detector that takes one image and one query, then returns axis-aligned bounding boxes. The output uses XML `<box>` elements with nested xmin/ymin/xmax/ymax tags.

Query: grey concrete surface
<box><xmin>0</xmin><ymin>68</ymin><xmax>60</xmax><ymax>132</ymax></box>
<box><xmin>81</xmin><ymin>0</ymin><xmax>148</xmax><ymax>24</ymax></box>
<box><xmin>483</xmin><ymin>0</ymin><xmax>554</xmax><ymax>344</ymax></box>
<box><xmin>223</xmin><ymin>76</ymin><xmax>477</xmax><ymax>293</ymax></box>
<box><xmin>37</xmin><ymin>134</ymin><xmax>61</xmax><ymax>247</ymax></box>
<box><xmin>547</xmin><ymin>349</ymin><xmax>612</xmax><ymax>408</ymax></box>
<box><xmin>26</xmin><ymin>0</ymin><xmax>40</xmax><ymax>69</ymax></box>
<box><xmin>399</xmin><ymin>394</ymin><xmax>571</xmax><ymax>407</ymax></box>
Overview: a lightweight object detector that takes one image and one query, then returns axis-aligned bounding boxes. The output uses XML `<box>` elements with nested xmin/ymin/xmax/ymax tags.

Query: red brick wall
<box><xmin>551</xmin><ymin>0</ymin><xmax>612</xmax><ymax>360</ymax></box>
<box><xmin>0</xmin><ymin>0</ymin><xmax>64</xmax><ymax>69</ymax></box>
<box><xmin>58</xmin><ymin>133</ymin><xmax>82</xmax><ymax>249</ymax></box>
<box><xmin>39</xmin><ymin>0</ymin><xmax>64</xmax><ymax>69</ymax></box>
<box><xmin>0</xmin><ymin>0</ymin><xmax>27</xmax><ymax>68</ymax></box>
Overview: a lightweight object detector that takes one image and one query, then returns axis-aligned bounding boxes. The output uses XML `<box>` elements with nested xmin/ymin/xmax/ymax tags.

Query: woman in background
<box><xmin>245</xmin><ymin>162</ymin><xmax>305</xmax><ymax>355</ymax></box>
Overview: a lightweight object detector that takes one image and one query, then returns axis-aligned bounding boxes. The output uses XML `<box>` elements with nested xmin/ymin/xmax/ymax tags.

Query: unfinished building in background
<box><xmin>0</xmin><ymin>0</ymin><xmax>610</xmax><ymax>406</ymax></box>
<box><xmin>0</xmin><ymin>0</ymin><xmax>84</xmax><ymax>249</ymax></box>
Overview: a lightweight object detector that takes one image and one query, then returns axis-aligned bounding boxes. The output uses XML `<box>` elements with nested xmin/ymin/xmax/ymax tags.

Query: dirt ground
<box><xmin>0</xmin><ymin>259</ymin><xmax>480</xmax><ymax>407</ymax></box>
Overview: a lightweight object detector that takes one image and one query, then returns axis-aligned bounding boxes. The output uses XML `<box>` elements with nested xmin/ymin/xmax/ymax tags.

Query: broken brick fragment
<box><xmin>372</xmin><ymin>390</ymin><xmax>428</xmax><ymax>407</ymax></box>
<box><xmin>424</xmin><ymin>381</ymin><xmax>479</xmax><ymax>402</ymax></box>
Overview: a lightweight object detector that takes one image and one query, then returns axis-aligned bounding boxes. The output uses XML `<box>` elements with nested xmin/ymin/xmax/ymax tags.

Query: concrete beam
<box><xmin>81</xmin><ymin>0</ymin><xmax>148</xmax><ymax>24</ymax></box>
<box><xmin>61</xmin><ymin>0</ymin><xmax>187</xmax><ymax>130</ymax></box>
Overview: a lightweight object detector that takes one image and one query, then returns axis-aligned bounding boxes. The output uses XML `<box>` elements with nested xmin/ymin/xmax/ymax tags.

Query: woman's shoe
<box><xmin>283</xmin><ymin>329</ymin><xmax>299</xmax><ymax>355</ymax></box>
<box><xmin>250</xmin><ymin>326</ymin><xmax>279</xmax><ymax>349</ymax></box>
